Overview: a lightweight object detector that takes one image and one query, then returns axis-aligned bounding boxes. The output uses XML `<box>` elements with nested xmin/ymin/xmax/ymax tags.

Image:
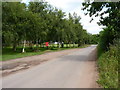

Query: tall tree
<box><xmin>2</xmin><ymin>2</ymin><xmax>27</xmax><ymax>51</ymax></box>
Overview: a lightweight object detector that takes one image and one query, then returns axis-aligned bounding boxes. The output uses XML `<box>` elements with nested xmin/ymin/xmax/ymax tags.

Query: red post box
<box><xmin>45</xmin><ymin>42</ymin><xmax>49</xmax><ymax>46</ymax></box>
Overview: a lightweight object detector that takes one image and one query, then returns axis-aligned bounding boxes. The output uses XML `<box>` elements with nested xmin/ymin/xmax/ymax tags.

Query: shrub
<box><xmin>97</xmin><ymin>42</ymin><xmax>119</xmax><ymax>88</ymax></box>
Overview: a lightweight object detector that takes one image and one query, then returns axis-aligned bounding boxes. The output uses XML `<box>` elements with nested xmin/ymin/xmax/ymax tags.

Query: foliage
<box><xmin>97</xmin><ymin>40</ymin><xmax>119</xmax><ymax>88</ymax></box>
<box><xmin>82</xmin><ymin>2</ymin><xmax>120</xmax><ymax>50</ymax></box>
<box><xmin>90</xmin><ymin>34</ymin><xmax>99</xmax><ymax>44</ymax></box>
<box><xmin>98</xmin><ymin>26</ymin><xmax>116</xmax><ymax>57</ymax></box>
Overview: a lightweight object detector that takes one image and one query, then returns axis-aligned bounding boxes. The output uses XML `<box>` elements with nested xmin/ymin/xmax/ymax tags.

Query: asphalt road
<box><xmin>1</xmin><ymin>45</ymin><xmax>98</xmax><ymax>88</ymax></box>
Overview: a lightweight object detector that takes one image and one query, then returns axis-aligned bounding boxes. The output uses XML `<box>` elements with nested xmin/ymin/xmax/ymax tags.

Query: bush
<box><xmin>97</xmin><ymin>43</ymin><xmax>119</xmax><ymax>88</ymax></box>
<box><xmin>98</xmin><ymin>27</ymin><xmax>116</xmax><ymax>57</ymax></box>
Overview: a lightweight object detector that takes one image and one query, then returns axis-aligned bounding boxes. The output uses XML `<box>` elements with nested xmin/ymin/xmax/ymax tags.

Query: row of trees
<box><xmin>2</xmin><ymin>1</ymin><xmax>94</xmax><ymax>52</ymax></box>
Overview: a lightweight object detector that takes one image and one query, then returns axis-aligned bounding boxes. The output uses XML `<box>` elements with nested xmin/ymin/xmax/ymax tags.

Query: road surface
<box><xmin>1</xmin><ymin>45</ymin><xmax>98</xmax><ymax>88</ymax></box>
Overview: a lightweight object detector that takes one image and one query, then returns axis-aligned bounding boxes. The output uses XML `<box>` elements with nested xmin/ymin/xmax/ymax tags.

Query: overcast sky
<box><xmin>22</xmin><ymin>0</ymin><xmax>105</xmax><ymax>34</ymax></box>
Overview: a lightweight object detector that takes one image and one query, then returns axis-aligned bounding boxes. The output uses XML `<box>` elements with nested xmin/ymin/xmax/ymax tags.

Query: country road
<box><xmin>1</xmin><ymin>45</ymin><xmax>99</xmax><ymax>88</ymax></box>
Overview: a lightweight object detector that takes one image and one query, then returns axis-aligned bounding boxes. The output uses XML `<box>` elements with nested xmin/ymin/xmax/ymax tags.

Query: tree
<box><xmin>2</xmin><ymin>2</ymin><xmax>27</xmax><ymax>51</ymax></box>
<box><xmin>82</xmin><ymin>1</ymin><xmax>120</xmax><ymax>51</ymax></box>
<box><xmin>90</xmin><ymin>34</ymin><xmax>99</xmax><ymax>44</ymax></box>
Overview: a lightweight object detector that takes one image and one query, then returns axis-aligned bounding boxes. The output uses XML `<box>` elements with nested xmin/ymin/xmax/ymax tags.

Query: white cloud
<box><xmin>46</xmin><ymin>0</ymin><xmax>82</xmax><ymax>9</ymax></box>
<box><xmin>67</xmin><ymin>3</ymin><xmax>105</xmax><ymax>34</ymax></box>
<box><xmin>21</xmin><ymin>0</ymin><xmax>28</xmax><ymax>3</ymax></box>
<box><xmin>46</xmin><ymin>0</ymin><xmax>104</xmax><ymax>34</ymax></box>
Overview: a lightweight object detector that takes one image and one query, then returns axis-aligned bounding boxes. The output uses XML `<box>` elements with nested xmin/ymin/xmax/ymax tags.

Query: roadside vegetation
<box><xmin>2</xmin><ymin>44</ymin><xmax>89</xmax><ymax>61</ymax></box>
<box><xmin>97</xmin><ymin>43</ymin><xmax>119</xmax><ymax>88</ymax></box>
<box><xmin>83</xmin><ymin>2</ymin><xmax>120</xmax><ymax>88</ymax></box>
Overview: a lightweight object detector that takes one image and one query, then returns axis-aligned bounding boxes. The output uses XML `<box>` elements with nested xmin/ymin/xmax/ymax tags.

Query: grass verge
<box><xmin>2</xmin><ymin>44</ymin><xmax>89</xmax><ymax>61</ymax></box>
<box><xmin>97</xmin><ymin>45</ymin><xmax>119</xmax><ymax>88</ymax></box>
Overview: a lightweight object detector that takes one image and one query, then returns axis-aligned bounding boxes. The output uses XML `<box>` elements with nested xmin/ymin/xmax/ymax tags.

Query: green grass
<box><xmin>97</xmin><ymin>45</ymin><xmax>119</xmax><ymax>88</ymax></box>
<box><xmin>2</xmin><ymin>44</ymin><xmax>89</xmax><ymax>61</ymax></box>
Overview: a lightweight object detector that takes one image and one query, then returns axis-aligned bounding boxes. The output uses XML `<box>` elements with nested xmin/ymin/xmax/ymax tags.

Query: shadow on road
<box><xmin>60</xmin><ymin>49</ymin><xmax>97</xmax><ymax>62</ymax></box>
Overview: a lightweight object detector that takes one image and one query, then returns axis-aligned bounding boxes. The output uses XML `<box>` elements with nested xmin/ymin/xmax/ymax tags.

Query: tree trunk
<box><xmin>61</xmin><ymin>42</ymin><xmax>64</xmax><ymax>48</ymax></box>
<box><xmin>69</xmin><ymin>42</ymin><xmax>71</xmax><ymax>48</ymax></box>
<box><xmin>57</xmin><ymin>42</ymin><xmax>59</xmax><ymax>48</ymax></box>
<box><xmin>29</xmin><ymin>41</ymin><xmax>33</xmax><ymax>49</ymax></box>
<box><xmin>78</xmin><ymin>42</ymin><xmax>81</xmax><ymax>47</ymax></box>
<box><xmin>13</xmin><ymin>40</ymin><xmax>17</xmax><ymax>52</ymax></box>
<box><xmin>73</xmin><ymin>43</ymin><xmax>75</xmax><ymax>48</ymax></box>
<box><xmin>40</xmin><ymin>43</ymin><xmax>42</xmax><ymax>48</ymax></box>
<box><xmin>13</xmin><ymin>43</ymin><xmax>17</xmax><ymax>51</ymax></box>
<box><xmin>43</xmin><ymin>43</ymin><xmax>44</xmax><ymax>48</ymax></box>
<box><xmin>36</xmin><ymin>40</ymin><xmax>39</xmax><ymax>51</ymax></box>
<box><xmin>66</xmin><ymin>42</ymin><xmax>69</xmax><ymax>48</ymax></box>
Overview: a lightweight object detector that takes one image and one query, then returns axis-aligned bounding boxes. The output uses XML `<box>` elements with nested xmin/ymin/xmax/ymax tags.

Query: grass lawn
<box><xmin>2</xmin><ymin>44</ymin><xmax>89</xmax><ymax>61</ymax></box>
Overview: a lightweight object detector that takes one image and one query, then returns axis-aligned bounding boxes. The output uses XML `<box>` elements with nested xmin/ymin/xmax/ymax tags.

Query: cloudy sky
<box><xmin>22</xmin><ymin>0</ymin><xmax>105</xmax><ymax>34</ymax></box>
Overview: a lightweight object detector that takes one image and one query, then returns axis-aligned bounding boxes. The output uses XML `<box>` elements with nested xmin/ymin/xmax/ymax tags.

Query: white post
<box><xmin>22</xmin><ymin>40</ymin><xmax>26</xmax><ymax>53</ymax></box>
<box><xmin>58</xmin><ymin>42</ymin><xmax>61</xmax><ymax>48</ymax></box>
